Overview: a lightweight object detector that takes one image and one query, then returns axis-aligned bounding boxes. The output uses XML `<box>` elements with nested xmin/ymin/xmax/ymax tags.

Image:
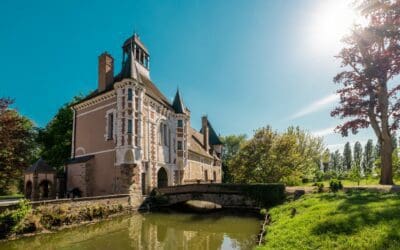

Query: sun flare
<box><xmin>308</xmin><ymin>0</ymin><xmax>362</xmax><ymax>54</ymax></box>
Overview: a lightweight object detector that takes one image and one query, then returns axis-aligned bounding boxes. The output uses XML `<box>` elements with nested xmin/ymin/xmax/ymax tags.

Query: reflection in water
<box><xmin>1</xmin><ymin>212</ymin><xmax>260</xmax><ymax>250</ymax></box>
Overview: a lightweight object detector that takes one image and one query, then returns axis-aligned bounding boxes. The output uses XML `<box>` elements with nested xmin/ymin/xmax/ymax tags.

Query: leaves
<box><xmin>227</xmin><ymin>126</ymin><xmax>323</xmax><ymax>185</ymax></box>
<box><xmin>0</xmin><ymin>98</ymin><xmax>38</xmax><ymax>194</ymax></box>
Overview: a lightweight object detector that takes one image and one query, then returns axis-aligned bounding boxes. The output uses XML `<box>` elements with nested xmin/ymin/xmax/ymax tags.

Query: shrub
<box><xmin>241</xmin><ymin>183</ymin><xmax>286</xmax><ymax>207</ymax></box>
<box><xmin>0</xmin><ymin>199</ymin><xmax>31</xmax><ymax>238</ymax></box>
<box><xmin>313</xmin><ymin>182</ymin><xmax>324</xmax><ymax>193</ymax></box>
<box><xmin>329</xmin><ymin>179</ymin><xmax>343</xmax><ymax>193</ymax></box>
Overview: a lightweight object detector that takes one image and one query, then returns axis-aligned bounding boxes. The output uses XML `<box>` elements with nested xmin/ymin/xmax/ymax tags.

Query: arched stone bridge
<box><xmin>148</xmin><ymin>184</ymin><xmax>285</xmax><ymax>209</ymax></box>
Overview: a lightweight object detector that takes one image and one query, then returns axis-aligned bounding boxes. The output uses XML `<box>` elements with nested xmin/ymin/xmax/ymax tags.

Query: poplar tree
<box><xmin>343</xmin><ymin>142</ymin><xmax>352</xmax><ymax>171</ymax></box>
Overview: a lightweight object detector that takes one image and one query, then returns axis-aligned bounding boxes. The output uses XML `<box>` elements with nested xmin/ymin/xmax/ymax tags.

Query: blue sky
<box><xmin>0</xmin><ymin>0</ymin><xmax>375</xmax><ymax>151</ymax></box>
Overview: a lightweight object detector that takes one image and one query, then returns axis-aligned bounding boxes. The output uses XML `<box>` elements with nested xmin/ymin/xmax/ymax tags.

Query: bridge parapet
<box><xmin>152</xmin><ymin>183</ymin><xmax>285</xmax><ymax>209</ymax></box>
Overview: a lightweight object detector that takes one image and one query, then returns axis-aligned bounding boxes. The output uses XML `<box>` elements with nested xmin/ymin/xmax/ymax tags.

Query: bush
<box><xmin>313</xmin><ymin>182</ymin><xmax>324</xmax><ymax>193</ymax></box>
<box><xmin>0</xmin><ymin>199</ymin><xmax>31</xmax><ymax>238</ymax></box>
<box><xmin>241</xmin><ymin>183</ymin><xmax>286</xmax><ymax>207</ymax></box>
<box><xmin>329</xmin><ymin>179</ymin><xmax>343</xmax><ymax>193</ymax></box>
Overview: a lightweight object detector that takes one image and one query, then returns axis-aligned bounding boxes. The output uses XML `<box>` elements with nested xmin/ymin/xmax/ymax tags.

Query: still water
<box><xmin>1</xmin><ymin>211</ymin><xmax>260</xmax><ymax>250</ymax></box>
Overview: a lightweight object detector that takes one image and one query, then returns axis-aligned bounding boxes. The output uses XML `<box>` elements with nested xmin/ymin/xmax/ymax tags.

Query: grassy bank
<box><xmin>296</xmin><ymin>177</ymin><xmax>400</xmax><ymax>187</ymax></box>
<box><xmin>0</xmin><ymin>194</ymin><xmax>23</xmax><ymax>201</ymax></box>
<box><xmin>0</xmin><ymin>199</ymin><xmax>130</xmax><ymax>240</ymax></box>
<box><xmin>258</xmin><ymin>191</ymin><xmax>400</xmax><ymax>250</ymax></box>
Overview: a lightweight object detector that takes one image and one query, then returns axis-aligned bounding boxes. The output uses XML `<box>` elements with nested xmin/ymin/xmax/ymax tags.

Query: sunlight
<box><xmin>308</xmin><ymin>0</ymin><xmax>361</xmax><ymax>54</ymax></box>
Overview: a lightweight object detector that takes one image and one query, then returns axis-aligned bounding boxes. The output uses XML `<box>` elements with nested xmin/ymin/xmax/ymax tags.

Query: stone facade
<box><xmin>66</xmin><ymin>33</ymin><xmax>223</xmax><ymax>198</ymax></box>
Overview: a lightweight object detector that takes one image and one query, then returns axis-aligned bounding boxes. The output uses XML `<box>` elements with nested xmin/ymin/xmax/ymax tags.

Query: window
<box><xmin>107</xmin><ymin>113</ymin><xmax>114</xmax><ymax>140</ymax></box>
<box><xmin>159</xmin><ymin>123</ymin><xmax>164</xmax><ymax>145</ymax></box>
<box><xmin>163</xmin><ymin>124</ymin><xmax>168</xmax><ymax>146</ymax></box>
<box><xmin>127</xmin><ymin>89</ymin><xmax>133</xmax><ymax>101</ymax></box>
<box><xmin>213</xmin><ymin>171</ymin><xmax>217</xmax><ymax>182</ymax></box>
<box><xmin>128</xmin><ymin>119</ymin><xmax>133</xmax><ymax>134</ymax></box>
<box><xmin>177</xmin><ymin>141</ymin><xmax>182</xmax><ymax>150</ymax></box>
<box><xmin>177</xmin><ymin>120</ymin><xmax>183</xmax><ymax>128</ymax></box>
<box><xmin>204</xmin><ymin>170</ymin><xmax>208</xmax><ymax>181</ymax></box>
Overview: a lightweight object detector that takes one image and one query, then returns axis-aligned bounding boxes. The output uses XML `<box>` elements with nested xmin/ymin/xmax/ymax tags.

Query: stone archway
<box><xmin>25</xmin><ymin>181</ymin><xmax>32</xmax><ymax>199</ymax></box>
<box><xmin>157</xmin><ymin>168</ymin><xmax>168</xmax><ymax>188</ymax></box>
<box><xmin>39</xmin><ymin>180</ymin><xmax>52</xmax><ymax>199</ymax></box>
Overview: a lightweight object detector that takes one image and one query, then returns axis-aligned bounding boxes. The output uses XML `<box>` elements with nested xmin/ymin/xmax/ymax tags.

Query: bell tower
<box><xmin>120</xmin><ymin>33</ymin><xmax>150</xmax><ymax>79</ymax></box>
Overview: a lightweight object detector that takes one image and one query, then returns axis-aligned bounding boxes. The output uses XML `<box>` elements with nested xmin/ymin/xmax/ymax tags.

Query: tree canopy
<box><xmin>227</xmin><ymin>126</ymin><xmax>323</xmax><ymax>185</ymax></box>
<box><xmin>331</xmin><ymin>0</ymin><xmax>400</xmax><ymax>184</ymax></box>
<box><xmin>0</xmin><ymin>98</ymin><xmax>38</xmax><ymax>194</ymax></box>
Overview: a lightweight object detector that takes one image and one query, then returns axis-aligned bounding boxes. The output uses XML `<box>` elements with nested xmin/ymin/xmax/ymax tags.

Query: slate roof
<box><xmin>66</xmin><ymin>155</ymin><xmax>94</xmax><ymax>164</ymax></box>
<box><xmin>172</xmin><ymin>89</ymin><xmax>185</xmax><ymax>114</ymax></box>
<box><xmin>25</xmin><ymin>159</ymin><xmax>55</xmax><ymax>173</ymax></box>
<box><xmin>123</xmin><ymin>33</ymin><xmax>149</xmax><ymax>54</ymax></box>
<box><xmin>200</xmin><ymin>120</ymin><xmax>223</xmax><ymax>145</ymax></box>
<box><xmin>188</xmin><ymin>127</ymin><xmax>213</xmax><ymax>158</ymax></box>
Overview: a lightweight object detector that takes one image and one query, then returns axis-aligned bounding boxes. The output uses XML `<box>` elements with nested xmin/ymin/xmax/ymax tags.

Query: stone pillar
<box><xmin>120</xmin><ymin>164</ymin><xmax>143</xmax><ymax>207</ymax></box>
<box><xmin>32</xmin><ymin>173</ymin><xmax>39</xmax><ymax>201</ymax></box>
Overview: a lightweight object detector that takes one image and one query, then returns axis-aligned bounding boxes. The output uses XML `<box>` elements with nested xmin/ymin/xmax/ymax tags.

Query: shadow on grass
<box><xmin>311</xmin><ymin>191</ymin><xmax>400</xmax><ymax>248</ymax></box>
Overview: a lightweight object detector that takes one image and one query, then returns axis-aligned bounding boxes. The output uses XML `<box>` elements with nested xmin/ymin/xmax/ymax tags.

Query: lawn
<box><xmin>298</xmin><ymin>176</ymin><xmax>400</xmax><ymax>187</ymax></box>
<box><xmin>258</xmin><ymin>191</ymin><xmax>400</xmax><ymax>250</ymax></box>
<box><xmin>0</xmin><ymin>194</ymin><xmax>23</xmax><ymax>201</ymax></box>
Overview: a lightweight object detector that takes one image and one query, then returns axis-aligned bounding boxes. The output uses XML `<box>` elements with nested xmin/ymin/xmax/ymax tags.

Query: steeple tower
<box><xmin>172</xmin><ymin>89</ymin><xmax>186</xmax><ymax>114</ymax></box>
<box><xmin>119</xmin><ymin>33</ymin><xmax>150</xmax><ymax>80</ymax></box>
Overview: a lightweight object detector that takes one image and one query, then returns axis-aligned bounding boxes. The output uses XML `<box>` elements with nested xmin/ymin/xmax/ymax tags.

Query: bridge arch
<box><xmin>149</xmin><ymin>184</ymin><xmax>286</xmax><ymax>209</ymax></box>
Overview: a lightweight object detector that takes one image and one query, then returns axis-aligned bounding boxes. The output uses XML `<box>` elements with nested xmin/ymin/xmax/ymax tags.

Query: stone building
<box><xmin>24</xmin><ymin>159</ymin><xmax>56</xmax><ymax>200</ymax></box>
<box><xmin>66</xmin><ymin>33</ymin><xmax>223</xmax><ymax>198</ymax></box>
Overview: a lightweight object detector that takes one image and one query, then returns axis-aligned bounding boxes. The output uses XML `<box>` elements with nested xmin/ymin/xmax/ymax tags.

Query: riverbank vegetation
<box><xmin>0</xmin><ymin>199</ymin><xmax>129</xmax><ymax>239</ymax></box>
<box><xmin>258</xmin><ymin>191</ymin><xmax>400</xmax><ymax>250</ymax></box>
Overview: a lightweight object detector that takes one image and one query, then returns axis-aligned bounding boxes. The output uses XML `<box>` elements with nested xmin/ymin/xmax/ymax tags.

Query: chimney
<box><xmin>98</xmin><ymin>52</ymin><xmax>114</xmax><ymax>92</ymax></box>
<box><xmin>202</xmin><ymin>116</ymin><xmax>209</xmax><ymax>152</ymax></box>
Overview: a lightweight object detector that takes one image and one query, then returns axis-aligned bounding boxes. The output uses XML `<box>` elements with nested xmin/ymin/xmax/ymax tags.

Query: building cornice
<box><xmin>74</xmin><ymin>90</ymin><xmax>116</xmax><ymax>111</ymax></box>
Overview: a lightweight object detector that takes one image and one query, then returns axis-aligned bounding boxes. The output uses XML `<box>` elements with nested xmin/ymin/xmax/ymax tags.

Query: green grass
<box><xmin>298</xmin><ymin>177</ymin><xmax>400</xmax><ymax>187</ymax></box>
<box><xmin>0</xmin><ymin>194</ymin><xmax>23</xmax><ymax>201</ymax></box>
<box><xmin>258</xmin><ymin>191</ymin><xmax>400</xmax><ymax>250</ymax></box>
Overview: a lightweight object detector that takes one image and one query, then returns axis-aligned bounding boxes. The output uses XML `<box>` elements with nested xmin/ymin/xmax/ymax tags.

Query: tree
<box><xmin>353</xmin><ymin>141</ymin><xmax>363</xmax><ymax>172</ymax></box>
<box><xmin>36</xmin><ymin>96</ymin><xmax>81</xmax><ymax>172</ymax></box>
<box><xmin>343</xmin><ymin>142</ymin><xmax>352</xmax><ymax>171</ymax></box>
<box><xmin>331</xmin><ymin>0</ymin><xmax>400</xmax><ymax>184</ymax></box>
<box><xmin>321</xmin><ymin>149</ymin><xmax>331</xmax><ymax>172</ymax></box>
<box><xmin>220</xmin><ymin>134</ymin><xmax>247</xmax><ymax>183</ymax></box>
<box><xmin>363</xmin><ymin>139</ymin><xmax>375</xmax><ymax>176</ymax></box>
<box><xmin>331</xmin><ymin>150</ymin><xmax>343</xmax><ymax>174</ymax></box>
<box><xmin>0</xmin><ymin>98</ymin><xmax>38</xmax><ymax>194</ymax></box>
<box><xmin>229</xmin><ymin>126</ymin><xmax>323</xmax><ymax>185</ymax></box>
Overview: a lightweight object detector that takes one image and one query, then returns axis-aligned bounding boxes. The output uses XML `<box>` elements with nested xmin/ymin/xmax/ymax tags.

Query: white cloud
<box><xmin>312</xmin><ymin>126</ymin><xmax>336</xmax><ymax>137</ymax></box>
<box><xmin>290</xmin><ymin>93</ymin><xmax>339</xmax><ymax>119</ymax></box>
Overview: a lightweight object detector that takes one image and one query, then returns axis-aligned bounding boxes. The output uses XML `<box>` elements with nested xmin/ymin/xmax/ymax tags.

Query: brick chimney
<box><xmin>98</xmin><ymin>52</ymin><xmax>114</xmax><ymax>92</ymax></box>
<box><xmin>202</xmin><ymin>116</ymin><xmax>209</xmax><ymax>152</ymax></box>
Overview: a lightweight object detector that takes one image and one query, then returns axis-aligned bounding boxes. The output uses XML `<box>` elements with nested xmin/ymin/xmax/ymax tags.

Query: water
<box><xmin>0</xmin><ymin>211</ymin><xmax>260</xmax><ymax>250</ymax></box>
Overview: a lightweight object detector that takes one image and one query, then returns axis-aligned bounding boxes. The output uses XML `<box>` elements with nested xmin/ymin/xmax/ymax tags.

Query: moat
<box><xmin>1</xmin><ymin>211</ymin><xmax>260</xmax><ymax>250</ymax></box>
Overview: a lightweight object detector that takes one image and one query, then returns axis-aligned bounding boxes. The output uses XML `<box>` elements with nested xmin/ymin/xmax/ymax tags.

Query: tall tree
<box><xmin>220</xmin><ymin>134</ymin><xmax>247</xmax><ymax>183</ymax></box>
<box><xmin>331</xmin><ymin>0</ymin><xmax>400</xmax><ymax>184</ymax></box>
<box><xmin>229</xmin><ymin>126</ymin><xmax>323</xmax><ymax>184</ymax></box>
<box><xmin>343</xmin><ymin>142</ymin><xmax>352</xmax><ymax>171</ymax></box>
<box><xmin>0</xmin><ymin>98</ymin><xmax>38</xmax><ymax>194</ymax></box>
<box><xmin>363</xmin><ymin>139</ymin><xmax>375</xmax><ymax>176</ymax></box>
<box><xmin>331</xmin><ymin>150</ymin><xmax>343</xmax><ymax>174</ymax></box>
<box><xmin>353</xmin><ymin>141</ymin><xmax>363</xmax><ymax>172</ymax></box>
<box><xmin>36</xmin><ymin>96</ymin><xmax>81</xmax><ymax>172</ymax></box>
<box><xmin>322</xmin><ymin>148</ymin><xmax>331</xmax><ymax>172</ymax></box>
